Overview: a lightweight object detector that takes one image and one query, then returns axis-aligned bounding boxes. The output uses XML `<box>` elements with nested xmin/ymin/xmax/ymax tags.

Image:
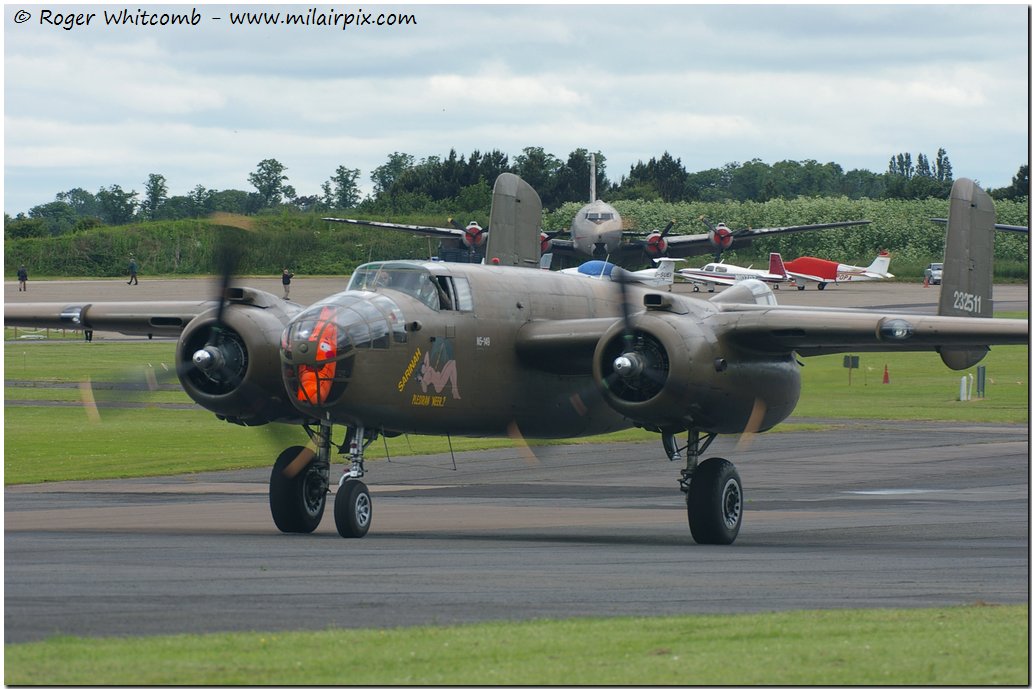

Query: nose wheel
<box><xmin>335</xmin><ymin>479</ymin><xmax>372</xmax><ymax>538</ymax></box>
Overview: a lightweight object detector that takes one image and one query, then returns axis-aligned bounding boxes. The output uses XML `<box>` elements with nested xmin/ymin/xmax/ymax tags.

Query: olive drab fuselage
<box><xmin>279</xmin><ymin>260</ymin><xmax>802</xmax><ymax>438</ymax></box>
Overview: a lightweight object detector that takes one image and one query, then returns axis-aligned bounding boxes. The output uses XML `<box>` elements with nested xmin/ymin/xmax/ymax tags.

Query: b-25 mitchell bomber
<box><xmin>6</xmin><ymin>176</ymin><xmax>1026</xmax><ymax>544</ymax></box>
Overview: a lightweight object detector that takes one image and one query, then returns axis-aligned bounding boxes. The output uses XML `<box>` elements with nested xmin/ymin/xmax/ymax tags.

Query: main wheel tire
<box><xmin>335</xmin><ymin>479</ymin><xmax>372</xmax><ymax>538</ymax></box>
<box><xmin>687</xmin><ymin>457</ymin><xmax>742</xmax><ymax>545</ymax></box>
<box><xmin>269</xmin><ymin>446</ymin><xmax>326</xmax><ymax>534</ymax></box>
<box><xmin>817</xmin><ymin>282</ymin><xmax>827</xmax><ymax>291</ymax></box>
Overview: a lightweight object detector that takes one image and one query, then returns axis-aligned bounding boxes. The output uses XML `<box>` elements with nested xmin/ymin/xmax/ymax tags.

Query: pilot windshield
<box><xmin>349</xmin><ymin>262</ymin><xmax>443</xmax><ymax>310</ymax></box>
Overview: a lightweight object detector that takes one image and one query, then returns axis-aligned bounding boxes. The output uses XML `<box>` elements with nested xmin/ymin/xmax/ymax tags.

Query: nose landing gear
<box><xmin>335</xmin><ymin>426</ymin><xmax>373</xmax><ymax>538</ymax></box>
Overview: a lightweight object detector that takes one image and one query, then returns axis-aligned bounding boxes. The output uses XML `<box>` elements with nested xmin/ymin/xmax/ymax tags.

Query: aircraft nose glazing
<box><xmin>281</xmin><ymin>306</ymin><xmax>353</xmax><ymax>407</ymax></box>
<box><xmin>280</xmin><ymin>292</ymin><xmax>406</xmax><ymax>408</ymax></box>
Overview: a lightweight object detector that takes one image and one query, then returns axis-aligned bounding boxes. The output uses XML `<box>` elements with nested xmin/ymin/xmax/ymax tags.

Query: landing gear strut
<box><xmin>334</xmin><ymin>426</ymin><xmax>373</xmax><ymax>538</ymax></box>
<box><xmin>663</xmin><ymin>429</ymin><xmax>743</xmax><ymax>545</ymax></box>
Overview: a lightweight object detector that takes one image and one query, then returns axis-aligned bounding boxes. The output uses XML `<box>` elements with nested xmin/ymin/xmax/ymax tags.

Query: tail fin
<box><xmin>485</xmin><ymin>173</ymin><xmax>543</xmax><ymax>268</ymax></box>
<box><xmin>937</xmin><ymin>178</ymin><xmax>996</xmax><ymax>370</ymax></box>
<box><xmin>653</xmin><ymin>258</ymin><xmax>677</xmax><ymax>286</ymax></box>
<box><xmin>589</xmin><ymin>153</ymin><xmax>597</xmax><ymax>203</ymax></box>
<box><xmin>867</xmin><ymin>251</ymin><xmax>892</xmax><ymax>276</ymax></box>
<box><xmin>768</xmin><ymin>252</ymin><xmax>788</xmax><ymax>278</ymax></box>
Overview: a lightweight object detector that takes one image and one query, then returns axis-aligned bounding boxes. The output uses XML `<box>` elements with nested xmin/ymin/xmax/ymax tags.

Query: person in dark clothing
<box><xmin>281</xmin><ymin>268</ymin><xmax>295</xmax><ymax>299</ymax></box>
<box><xmin>127</xmin><ymin>255</ymin><xmax>139</xmax><ymax>285</ymax></box>
<box><xmin>17</xmin><ymin>265</ymin><xmax>27</xmax><ymax>292</ymax></box>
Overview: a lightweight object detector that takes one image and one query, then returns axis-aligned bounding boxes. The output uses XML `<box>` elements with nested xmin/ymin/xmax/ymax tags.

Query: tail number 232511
<box><xmin>953</xmin><ymin>290</ymin><xmax>984</xmax><ymax>314</ymax></box>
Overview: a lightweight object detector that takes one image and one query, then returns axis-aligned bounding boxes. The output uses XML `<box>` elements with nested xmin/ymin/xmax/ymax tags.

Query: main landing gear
<box><xmin>268</xmin><ymin>422</ymin><xmax>375</xmax><ymax>538</ymax></box>
<box><xmin>663</xmin><ymin>429</ymin><xmax>743</xmax><ymax>545</ymax></box>
<box><xmin>267</xmin><ymin>422</ymin><xmax>742</xmax><ymax>544</ymax></box>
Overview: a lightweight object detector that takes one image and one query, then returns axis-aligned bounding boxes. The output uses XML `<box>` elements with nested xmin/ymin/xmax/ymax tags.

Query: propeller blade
<box><xmin>280</xmin><ymin>445</ymin><xmax>317</xmax><ymax>479</ymax></box>
<box><xmin>735</xmin><ymin>397</ymin><xmax>768</xmax><ymax>451</ymax></box>
<box><xmin>209</xmin><ymin>234</ymin><xmax>243</xmax><ymax>334</ymax></box>
<box><xmin>506</xmin><ymin>420</ymin><xmax>540</xmax><ymax>467</ymax></box>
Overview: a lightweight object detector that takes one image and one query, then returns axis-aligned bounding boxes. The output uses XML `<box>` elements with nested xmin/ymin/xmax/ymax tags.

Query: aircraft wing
<box><xmin>677</xmin><ymin>270</ymin><xmax>740</xmax><ymax>287</ymax></box>
<box><xmin>322</xmin><ymin>217</ymin><xmax>465</xmax><ymax>241</ymax></box>
<box><xmin>543</xmin><ymin>237</ymin><xmax>577</xmax><ymax>256</ymax></box>
<box><xmin>712</xmin><ymin>303</ymin><xmax>1027</xmax><ymax>359</ymax></box>
<box><xmin>5</xmin><ymin>300</ymin><xmax>216</xmax><ymax>336</ymax></box>
<box><xmin>514</xmin><ymin>317</ymin><xmax>612</xmax><ymax>375</ymax></box>
<box><xmin>932</xmin><ymin>218</ymin><xmax>1029</xmax><ymax>233</ymax></box>
<box><xmin>654</xmin><ymin>220</ymin><xmax>871</xmax><ymax>259</ymax></box>
<box><xmin>783</xmin><ymin>269</ymin><xmax>827</xmax><ymax>285</ymax></box>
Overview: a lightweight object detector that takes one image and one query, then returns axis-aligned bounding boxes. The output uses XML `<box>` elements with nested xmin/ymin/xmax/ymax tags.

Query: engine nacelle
<box><xmin>644</xmin><ymin>232</ymin><xmax>668</xmax><ymax>257</ymax></box>
<box><xmin>591</xmin><ymin>310</ymin><xmax>800</xmax><ymax>434</ymax></box>
<box><xmin>462</xmin><ymin>222</ymin><xmax>486</xmax><ymax>249</ymax></box>
<box><xmin>176</xmin><ymin>290</ymin><xmax>303</xmax><ymax>425</ymax></box>
<box><xmin>708</xmin><ymin>222</ymin><xmax>734</xmax><ymax>251</ymax></box>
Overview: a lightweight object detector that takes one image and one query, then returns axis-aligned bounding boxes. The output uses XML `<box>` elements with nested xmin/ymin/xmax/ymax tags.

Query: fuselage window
<box><xmin>451</xmin><ymin>276</ymin><xmax>473</xmax><ymax>312</ymax></box>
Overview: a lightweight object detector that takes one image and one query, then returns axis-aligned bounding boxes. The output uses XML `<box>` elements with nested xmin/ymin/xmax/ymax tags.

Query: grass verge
<box><xmin>5</xmin><ymin>605</ymin><xmax>1027</xmax><ymax>685</ymax></box>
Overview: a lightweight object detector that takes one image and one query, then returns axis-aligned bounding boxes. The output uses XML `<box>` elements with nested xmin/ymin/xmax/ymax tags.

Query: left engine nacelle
<box><xmin>176</xmin><ymin>290</ymin><xmax>303</xmax><ymax>426</ymax></box>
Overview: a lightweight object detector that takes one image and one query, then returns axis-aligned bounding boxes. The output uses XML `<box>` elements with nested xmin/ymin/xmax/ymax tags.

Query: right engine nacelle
<box><xmin>176</xmin><ymin>289</ymin><xmax>304</xmax><ymax>426</ymax></box>
<box><xmin>591</xmin><ymin>310</ymin><xmax>799</xmax><ymax>434</ymax></box>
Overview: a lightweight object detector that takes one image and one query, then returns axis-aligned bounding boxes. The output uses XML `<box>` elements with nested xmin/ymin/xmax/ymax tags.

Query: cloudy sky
<box><xmin>4</xmin><ymin>3</ymin><xmax>1029</xmax><ymax>215</ymax></box>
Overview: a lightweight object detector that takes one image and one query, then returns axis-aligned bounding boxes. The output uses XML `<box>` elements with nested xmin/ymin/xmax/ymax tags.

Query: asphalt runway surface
<box><xmin>5</xmin><ymin>278</ymin><xmax>1029</xmax><ymax>643</ymax></box>
<box><xmin>5</xmin><ymin>422</ymin><xmax>1028</xmax><ymax>643</ymax></box>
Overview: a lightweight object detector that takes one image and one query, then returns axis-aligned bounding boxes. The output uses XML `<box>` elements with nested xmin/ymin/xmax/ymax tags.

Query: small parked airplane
<box><xmin>783</xmin><ymin>251</ymin><xmax>894</xmax><ymax>290</ymax></box>
<box><xmin>679</xmin><ymin>253</ymin><xmax>792</xmax><ymax>292</ymax></box>
<box><xmin>560</xmin><ymin>257</ymin><xmax>685</xmax><ymax>290</ymax></box>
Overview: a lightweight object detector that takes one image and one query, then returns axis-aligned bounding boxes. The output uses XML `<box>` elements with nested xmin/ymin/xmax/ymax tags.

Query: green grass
<box><xmin>792</xmin><ymin>344</ymin><xmax>1028</xmax><ymax>423</ymax></box>
<box><xmin>5</xmin><ymin>605</ymin><xmax>1027</xmax><ymax>685</ymax></box>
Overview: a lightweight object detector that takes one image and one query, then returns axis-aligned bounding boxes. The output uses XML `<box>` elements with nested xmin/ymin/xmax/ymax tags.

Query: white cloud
<box><xmin>4</xmin><ymin>4</ymin><xmax>1028</xmax><ymax>214</ymax></box>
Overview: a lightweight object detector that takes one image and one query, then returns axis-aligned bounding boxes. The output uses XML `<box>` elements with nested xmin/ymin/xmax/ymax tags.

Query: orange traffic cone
<box><xmin>923</xmin><ymin>275</ymin><xmax>929</xmax><ymax>287</ymax></box>
<box><xmin>882</xmin><ymin>364</ymin><xmax>890</xmax><ymax>384</ymax></box>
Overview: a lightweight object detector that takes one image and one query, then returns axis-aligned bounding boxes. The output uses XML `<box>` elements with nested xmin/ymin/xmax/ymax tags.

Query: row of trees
<box><xmin>6</xmin><ymin>147</ymin><xmax>1028</xmax><ymax>239</ymax></box>
<box><xmin>7</xmin><ymin>193</ymin><xmax>1028</xmax><ymax>279</ymax></box>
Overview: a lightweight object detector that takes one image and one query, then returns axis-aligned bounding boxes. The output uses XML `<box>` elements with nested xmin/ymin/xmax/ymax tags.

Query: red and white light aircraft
<box><xmin>783</xmin><ymin>251</ymin><xmax>894</xmax><ymax>290</ymax></box>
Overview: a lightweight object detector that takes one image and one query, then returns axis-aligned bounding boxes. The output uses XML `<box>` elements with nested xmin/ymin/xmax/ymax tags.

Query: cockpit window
<box><xmin>349</xmin><ymin>262</ymin><xmax>471</xmax><ymax>312</ymax></box>
<box><xmin>584</xmin><ymin>212</ymin><xmax>615</xmax><ymax>223</ymax></box>
<box><xmin>350</xmin><ymin>263</ymin><xmax>439</xmax><ymax>309</ymax></box>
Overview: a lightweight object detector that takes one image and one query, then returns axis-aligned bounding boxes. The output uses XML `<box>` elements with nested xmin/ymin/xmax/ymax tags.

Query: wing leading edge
<box><xmin>711</xmin><ymin>302</ymin><xmax>1026</xmax><ymax>362</ymax></box>
<box><xmin>5</xmin><ymin>300</ymin><xmax>215</xmax><ymax>336</ymax></box>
